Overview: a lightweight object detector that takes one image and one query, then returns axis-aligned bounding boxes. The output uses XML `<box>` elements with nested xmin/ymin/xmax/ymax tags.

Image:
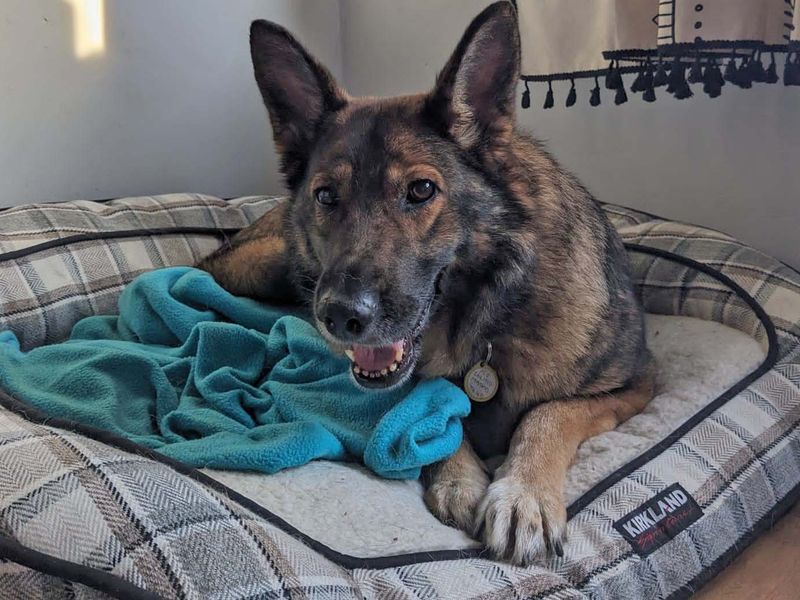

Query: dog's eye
<box><xmin>407</xmin><ymin>179</ymin><xmax>436</xmax><ymax>204</ymax></box>
<box><xmin>314</xmin><ymin>187</ymin><xmax>337</xmax><ymax>206</ymax></box>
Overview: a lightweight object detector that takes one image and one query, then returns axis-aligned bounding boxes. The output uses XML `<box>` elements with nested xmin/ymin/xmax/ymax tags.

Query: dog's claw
<box><xmin>475</xmin><ymin>475</ymin><xmax>567</xmax><ymax>566</ymax></box>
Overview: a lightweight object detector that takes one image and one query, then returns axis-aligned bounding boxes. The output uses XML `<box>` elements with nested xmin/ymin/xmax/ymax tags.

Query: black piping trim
<box><xmin>0</xmin><ymin>227</ymin><xmax>242</xmax><ymax>263</ymax></box>
<box><xmin>0</xmin><ymin>535</ymin><xmax>163</xmax><ymax>600</ymax></box>
<box><xmin>0</xmin><ymin>227</ymin><xmax>788</xmax><ymax>591</ymax></box>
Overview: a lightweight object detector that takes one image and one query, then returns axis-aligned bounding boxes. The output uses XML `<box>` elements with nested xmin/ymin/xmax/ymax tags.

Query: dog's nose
<box><xmin>320</xmin><ymin>292</ymin><xmax>377</xmax><ymax>340</ymax></box>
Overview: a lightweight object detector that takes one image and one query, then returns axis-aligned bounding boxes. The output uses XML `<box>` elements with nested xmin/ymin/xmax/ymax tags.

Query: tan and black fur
<box><xmin>199</xmin><ymin>1</ymin><xmax>655</xmax><ymax>565</ymax></box>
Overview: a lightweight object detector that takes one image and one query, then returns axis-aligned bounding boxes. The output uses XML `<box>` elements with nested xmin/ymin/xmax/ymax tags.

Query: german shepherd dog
<box><xmin>199</xmin><ymin>1</ymin><xmax>654</xmax><ymax>565</ymax></box>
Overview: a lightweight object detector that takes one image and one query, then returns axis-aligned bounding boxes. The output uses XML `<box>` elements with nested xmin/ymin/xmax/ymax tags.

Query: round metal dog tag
<box><xmin>464</xmin><ymin>362</ymin><xmax>499</xmax><ymax>403</ymax></box>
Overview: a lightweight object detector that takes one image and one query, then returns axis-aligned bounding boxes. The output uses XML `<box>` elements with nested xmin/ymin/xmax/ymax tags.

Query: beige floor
<box><xmin>696</xmin><ymin>501</ymin><xmax>800</xmax><ymax>599</ymax></box>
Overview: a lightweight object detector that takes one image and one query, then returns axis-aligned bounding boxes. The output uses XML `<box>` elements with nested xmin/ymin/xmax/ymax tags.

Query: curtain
<box><xmin>515</xmin><ymin>0</ymin><xmax>800</xmax><ymax>109</ymax></box>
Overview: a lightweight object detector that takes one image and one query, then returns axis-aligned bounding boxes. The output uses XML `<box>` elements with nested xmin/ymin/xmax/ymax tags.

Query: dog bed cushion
<box><xmin>0</xmin><ymin>194</ymin><xmax>797</xmax><ymax>600</ymax></box>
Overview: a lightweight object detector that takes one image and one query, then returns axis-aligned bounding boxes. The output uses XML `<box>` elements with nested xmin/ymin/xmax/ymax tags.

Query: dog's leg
<box><xmin>475</xmin><ymin>367</ymin><xmax>655</xmax><ymax>565</ymax></box>
<box><xmin>423</xmin><ymin>438</ymin><xmax>490</xmax><ymax>532</ymax></box>
<box><xmin>197</xmin><ymin>204</ymin><xmax>299</xmax><ymax>303</ymax></box>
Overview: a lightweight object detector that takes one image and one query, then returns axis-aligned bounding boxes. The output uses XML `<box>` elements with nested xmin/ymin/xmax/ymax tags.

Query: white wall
<box><xmin>339</xmin><ymin>0</ymin><xmax>800</xmax><ymax>268</ymax></box>
<box><xmin>0</xmin><ymin>0</ymin><xmax>342</xmax><ymax>206</ymax></box>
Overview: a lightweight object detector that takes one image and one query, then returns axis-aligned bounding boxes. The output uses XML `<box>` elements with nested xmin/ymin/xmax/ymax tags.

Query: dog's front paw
<box><xmin>424</xmin><ymin>471</ymin><xmax>490</xmax><ymax>534</ymax></box>
<box><xmin>475</xmin><ymin>476</ymin><xmax>566</xmax><ymax>566</ymax></box>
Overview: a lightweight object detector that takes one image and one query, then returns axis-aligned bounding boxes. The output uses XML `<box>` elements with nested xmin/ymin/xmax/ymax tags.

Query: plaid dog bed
<box><xmin>0</xmin><ymin>194</ymin><xmax>797</xmax><ymax>599</ymax></box>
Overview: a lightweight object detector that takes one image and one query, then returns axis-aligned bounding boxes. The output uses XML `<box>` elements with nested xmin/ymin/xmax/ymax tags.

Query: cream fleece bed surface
<box><xmin>204</xmin><ymin>313</ymin><xmax>766</xmax><ymax>558</ymax></box>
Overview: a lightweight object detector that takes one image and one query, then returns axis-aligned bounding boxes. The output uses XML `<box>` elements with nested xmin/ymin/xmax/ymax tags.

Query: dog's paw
<box><xmin>424</xmin><ymin>471</ymin><xmax>490</xmax><ymax>533</ymax></box>
<box><xmin>474</xmin><ymin>476</ymin><xmax>566</xmax><ymax>566</ymax></box>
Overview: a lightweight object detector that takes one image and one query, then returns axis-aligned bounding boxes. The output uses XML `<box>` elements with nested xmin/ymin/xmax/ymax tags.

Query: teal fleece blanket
<box><xmin>0</xmin><ymin>267</ymin><xmax>470</xmax><ymax>479</ymax></box>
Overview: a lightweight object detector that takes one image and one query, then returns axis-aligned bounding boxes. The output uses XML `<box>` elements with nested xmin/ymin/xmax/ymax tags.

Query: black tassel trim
<box><xmin>702</xmin><ymin>61</ymin><xmax>724</xmax><ymax>98</ymax></box>
<box><xmin>734</xmin><ymin>56</ymin><xmax>754</xmax><ymax>88</ymax></box>
<box><xmin>630</xmin><ymin>64</ymin><xmax>646</xmax><ymax>93</ymax></box>
<box><xmin>653</xmin><ymin>57</ymin><xmax>669</xmax><ymax>87</ymax></box>
<box><xmin>543</xmin><ymin>80</ymin><xmax>554</xmax><ymax>109</ymax></box>
<box><xmin>590</xmin><ymin>76</ymin><xmax>601</xmax><ymax>106</ymax></box>
<box><xmin>614</xmin><ymin>84</ymin><xmax>628</xmax><ymax>105</ymax></box>
<box><xmin>520</xmin><ymin>42</ymin><xmax>797</xmax><ymax>109</ymax></box>
<box><xmin>521</xmin><ymin>80</ymin><xmax>531</xmax><ymax>109</ymax></box>
<box><xmin>786</xmin><ymin>52</ymin><xmax>800</xmax><ymax>86</ymax></box>
<box><xmin>565</xmin><ymin>79</ymin><xmax>577</xmax><ymax>107</ymax></box>
<box><xmin>688</xmin><ymin>53</ymin><xmax>704</xmax><ymax>84</ymax></box>
<box><xmin>749</xmin><ymin>51</ymin><xmax>767</xmax><ymax>83</ymax></box>
<box><xmin>724</xmin><ymin>56</ymin><xmax>739</xmax><ymax>84</ymax></box>
<box><xmin>666</xmin><ymin>57</ymin><xmax>693</xmax><ymax>99</ymax></box>
<box><xmin>765</xmin><ymin>52</ymin><xmax>779</xmax><ymax>84</ymax></box>
<box><xmin>605</xmin><ymin>60</ymin><xmax>623</xmax><ymax>90</ymax></box>
<box><xmin>642</xmin><ymin>60</ymin><xmax>656</xmax><ymax>102</ymax></box>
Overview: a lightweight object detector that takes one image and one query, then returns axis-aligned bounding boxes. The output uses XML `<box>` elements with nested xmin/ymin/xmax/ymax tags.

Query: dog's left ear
<box><xmin>426</xmin><ymin>1</ymin><xmax>520</xmax><ymax>153</ymax></box>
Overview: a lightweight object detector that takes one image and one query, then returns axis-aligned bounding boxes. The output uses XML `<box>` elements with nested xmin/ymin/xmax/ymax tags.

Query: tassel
<box><xmin>785</xmin><ymin>53</ymin><xmax>800</xmax><ymax>86</ymax></box>
<box><xmin>702</xmin><ymin>61</ymin><xmax>724</xmax><ymax>98</ymax></box>
<box><xmin>631</xmin><ymin>66</ymin><xmax>646</xmax><ymax>93</ymax></box>
<box><xmin>736</xmin><ymin>57</ymin><xmax>753</xmax><ymax>88</ymax></box>
<box><xmin>614</xmin><ymin>84</ymin><xmax>628</xmax><ymax>105</ymax></box>
<box><xmin>750</xmin><ymin>52</ymin><xmax>767</xmax><ymax>83</ymax></box>
<box><xmin>667</xmin><ymin>57</ymin><xmax>693</xmax><ymax>99</ymax></box>
<box><xmin>642</xmin><ymin>60</ymin><xmax>656</xmax><ymax>102</ymax></box>
<box><xmin>589</xmin><ymin>76</ymin><xmax>601</xmax><ymax>106</ymax></box>
<box><xmin>724</xmin><ymin>56</ymin><xmax>739</xmax><ymax>84</ymax></box>
<box><xmin>565</xmin><ymin>79</ymin><xmax>577</xmax><ymax>107</ymax></box>
<box><xmin>643</xmin><ymin>84</ymin><xmax>656</xmax><ymax>103</ymax></box>
<box><xmin>673</xmin><ymin>81</ymin><xmax>694</xmax><ymax>99</ymax></box>
<box><xmin>543</xmin><ymin>80</ymin><xmax>554</xmax><ymax>109</ymax></box>
<box><xmin>765</xmin><ymin>52</ymin><xmax>779</xmax><ymax>84</ymax></box>
<box><xmin>521</xmin><ymin>80</ymin><xmax>531</xmax><ymax>109</ymax></box>
<box><xmin>666</xmin><ymin>56</ymin><xmax>683</xmax><ymax>94</ymax></box>
<box><xmin>643</xmin><ymin>60</ymin><xmax>655</xmax><ymax>87</ymax></box>
<box><xmin>654</xmin><ymin>57</ymin><xmax>669</xmax><ymax>87</ymax></box>
<box><xmin>688</xmin><ymin>54</ymin><xmax>704</xmax><ymax>84</ymax></box>
<box><xmin>605</xmin><ymin>60</ymin><xmax>623</xmax><ymax>89</ymax></box>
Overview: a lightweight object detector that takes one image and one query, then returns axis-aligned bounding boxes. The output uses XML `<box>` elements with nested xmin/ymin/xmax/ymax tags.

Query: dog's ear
<box><xmin>426</xmin><ymin>1</ymin><xmax>520</xmax><ymax>153</ymax></box>
<box><xmin>250</xmin><ymin>20</ymin><xmax>347</xmax><ymax>188</ymax></box>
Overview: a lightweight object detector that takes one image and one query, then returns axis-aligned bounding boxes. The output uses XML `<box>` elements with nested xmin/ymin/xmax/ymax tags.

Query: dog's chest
<box><xmin>463</xmin><ymin>397</ymin><xmax>523</xmax><ymax>459</ymax></box>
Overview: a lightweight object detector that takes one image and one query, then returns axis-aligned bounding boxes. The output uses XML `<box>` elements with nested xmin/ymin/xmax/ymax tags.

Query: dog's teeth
<box><xmin>345</xmin><ymin>349</ymin><xmax>355</xmax><ymax>361</ymax></box>
<box><xmin>389</xmin><ymin>362</ymin><xmax>398</xmax><ymax>372</ymax></box>
<box><xmin>380</xmin><ymin>368</ymin><xmax>388</xmax><ymax>376</ymax></box>
<box><xmin>353</xmin><ymin>366</ymin><xmax>361</xmax><ymax>375</ymax></box>
<box><xmin>395</xmin><ymin>347</ymin><xmax>404</xmax><ymax>362</ymax></box>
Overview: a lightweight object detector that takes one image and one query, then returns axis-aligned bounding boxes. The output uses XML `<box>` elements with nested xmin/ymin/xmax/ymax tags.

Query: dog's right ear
<box><xmin>250</xmin><ymin>20</ymin><xmax>347</xmax><ymax>188</ymax></box>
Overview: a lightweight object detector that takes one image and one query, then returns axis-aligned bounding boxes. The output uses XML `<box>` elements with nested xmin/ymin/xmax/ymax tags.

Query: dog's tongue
<box><xmin>351</xmin><ymin>341</ymin><xmax>403</xmax><ymax>372</ymax></box>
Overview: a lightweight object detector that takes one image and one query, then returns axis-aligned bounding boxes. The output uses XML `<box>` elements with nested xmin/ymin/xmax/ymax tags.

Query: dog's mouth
<box><xmin>345</xmin><ymin>270</ymin><xmax>445</xmax><ymax>390</ymax></box>
<box><xmin>345</xmin><ymin>311</ymin><xmax>426</xmax><ymax>390</ymax></box>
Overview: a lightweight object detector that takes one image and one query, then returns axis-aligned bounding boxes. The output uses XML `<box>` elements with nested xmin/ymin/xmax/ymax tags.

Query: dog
<box><xmin>198</xmin><ymin>1</ymin><xmax>654</xmax><ymax>566</ymax></box>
